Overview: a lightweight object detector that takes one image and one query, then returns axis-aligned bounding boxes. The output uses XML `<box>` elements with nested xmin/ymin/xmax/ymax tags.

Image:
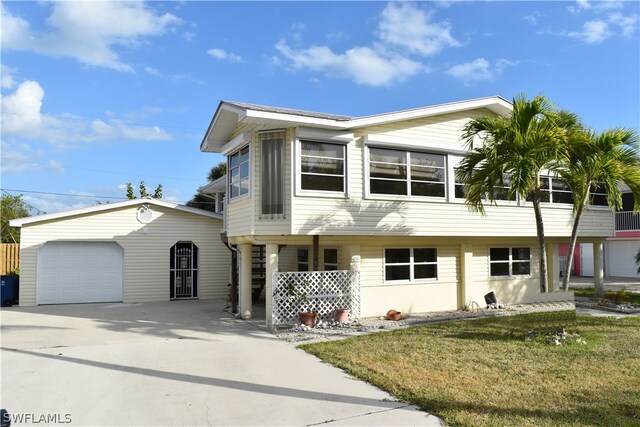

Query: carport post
<box><xmin>265</xmin><ymin>244</ymin><xmax>278</xmax><ymax>331</ymax></box>
<box><xmin>594</xmin><ymin>239</ymin><xmax>605</xmax><ymax>299</ymax></box>
<box><xmin>239</xmin><ymin>244</ymin><xmax>252</xmax><ymax>319</ymax></box>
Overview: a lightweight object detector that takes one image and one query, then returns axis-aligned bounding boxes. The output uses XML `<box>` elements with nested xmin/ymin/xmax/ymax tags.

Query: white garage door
<box><xmin>607</xmin><ymin>240</ymin><xmax>640</xmax><ymax>278</ymax></box>
<box><xmin>37</xmin><ymin>242</ymin><xmax>123</xmax><ymax>304</ymax></box>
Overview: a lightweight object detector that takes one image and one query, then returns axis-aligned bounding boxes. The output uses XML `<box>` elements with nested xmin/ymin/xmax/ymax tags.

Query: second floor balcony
<box><xmin>615</xmin><ymin>211</ymin><xmax>640</xmax><ymax>232</ymax></box>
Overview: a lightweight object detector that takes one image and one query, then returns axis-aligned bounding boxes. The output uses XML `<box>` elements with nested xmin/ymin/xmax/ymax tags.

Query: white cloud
<box><xmin>523</xmin><ymin>12</ymin><xmax>543</xmax><ymax>26</ymax></box>
<box><xmin>1</xmin><ymin>65</ymin><xmax>17</xmax><ymax>89</ymax></box>
<box><xmin>446</xmin><ymin>58</ymin><xmax>517</xmax><ymax>86</ymax></box>
<box><xmin>1</xmin><ymin>2</ymin><xmax>182</xmax><ymax>72</ymax></box>
<box><xmin>0</xmin><ymin>142</ymin><xmax>64</xmax><ymax>175</ymax></box>
<box><xmin>275</xmin><ymin>40</ymin><xmax>422</xmax><ymax>87</ymax></box>
<box><xmin>274</xmin><ymin>2</ymin><xmax>458</xmax><ymax>86</ymax></box>
<box><xmin>568</xmin><ymin>20</ymin><xmax>611</xmax><ymax>43</ymax></box>
<box><xmin>568</xmin><ymin>0</ymin><xmax>623</xmax><ymax>13</ymax></box>
<box><xmin>183</xmin><ymin>31</ymin><xmax>196</xmax><ymax>42</ymax></box>
<box><xmin>207</xmin><ymin>48</ymin><xmax>243</xmax><ymax>63</ymax></box>
<box><xmin>377</xmin><ymin>2</ymin><xmax>459</xmax><ymax>56</ymax></box>
<box><xmin>144</xmin><ymin>66</ymin><xmax>161</xmax><ymax>76</ymax></box>
<box><xmin>608</xmin><ymin>13</ymin><xmax>639</xmax><ymax>36</ymax></box>
<box><xmin>1</xmin><ymin>79</ymin><xmax>172</xmax><ymax>147</ymax></box>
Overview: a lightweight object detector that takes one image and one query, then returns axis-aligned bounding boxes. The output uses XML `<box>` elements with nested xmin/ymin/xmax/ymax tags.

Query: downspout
<box><xmin>222</xmin><ymin>237</ymin><xmax>239</xmax><ymax>314</ymax></box>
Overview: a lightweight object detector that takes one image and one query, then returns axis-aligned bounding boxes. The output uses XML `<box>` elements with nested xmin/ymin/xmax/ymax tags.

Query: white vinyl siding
<box><xmin>17</xmin><ymin>205</ymin><xmax>229</xmax><ymax>306</ymax></box>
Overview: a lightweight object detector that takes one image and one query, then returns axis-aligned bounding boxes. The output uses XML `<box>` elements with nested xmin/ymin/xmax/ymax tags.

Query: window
<box><xmin>454</xmin><ymin>167</ymin><xmax>467</xmax><ymax>199</ymax></box>
<box><xmin>297</xmin><ymin>249</ymin><xmax>309</xmax><ymax>272</ymax></box>
<box><xmin>493</xmin><ymin>173</ymin><xmax>516</xmax><ymax>201</ymax></box>
<box><xmin>384</xmin><ymin>248</ymin><xmax>437</xmax><ymax>282</ymax></box>
<box><xmin>261</xmin><ymin>132</ymin><xmax>285</xmax><ymax>216</ymax></box>
<box><xmin>323</xmin><ymin>248</ymin><xmax>338</xmax><ymax>271</ymax></box>
<box><xmin>528</xmin><ymin>176</ymin><xmax>574</xmax><ymax>204</ymax></box>
<box><xmin>589</xmin><ymin>183</ymin><xmax>608</xmax><ymax>206</ymax></box>
<box><xmin>215</xmin><ymin>192</ymin><xmax>225</xmax><ymax>213</ymax></box>
<box><xmin>300</xmin><ymin>140</ymin><xmax>345</xmax><ymax>192</ymax></box>
<box><xmin>369</xmin><ymin>148</ymin><xmax>445</xmax><ymax>198</ymax></box>
<box><xmin>489</xmin><ymin>247</ymin><xmax>531</xmax><ymax>277</ymax></box>
<box><xmin>229</xmin><ymin>146</ymin><xmax>249</xmax><ymax>199</ymax></box>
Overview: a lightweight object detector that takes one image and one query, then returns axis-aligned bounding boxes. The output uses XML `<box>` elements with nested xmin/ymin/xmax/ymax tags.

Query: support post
<box><xmin>546</xmin><ymin>242</ymin><xmax>559</xmax><ymax>293</ymax></box>
<box><xmin>239</xmin><ymin>244</ymin><xmax>253</xmax><ymax>319</ymax></box>
<box><xmin>312</xmin><ymin>235</ymin><xmax>319</xmax><ymax>271</ymax></box>
<box><xmin>594</xmin><ymin>239</ymin><xmax>605</xmax><ymax>298</ymax></box>
<box><xmin>459</xmin><ymin>244</ymin><xmax>473</xmax><ymax>309</ymax></box>
<box><xmin>265</xmin><ymin>244</ymin><xmax>279</xmax><ymax>331</ymax></box>
<box><xmin>231</xmin><ymin>249</ymin><xmax>238</xmax><ymax>313</ymax></box>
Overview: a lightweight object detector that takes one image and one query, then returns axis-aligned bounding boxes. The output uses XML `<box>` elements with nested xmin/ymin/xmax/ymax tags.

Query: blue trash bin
<box><xmin>1</xmin><ymin>275</ymin><xmax>19</xmax><ymax>307</ymax></box>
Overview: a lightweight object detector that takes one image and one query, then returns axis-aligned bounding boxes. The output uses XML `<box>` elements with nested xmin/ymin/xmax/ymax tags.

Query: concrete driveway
<box><xmin>1</xmin><ymin>300</ymin><xmax>441</xmax><ymax>426</ymax></box>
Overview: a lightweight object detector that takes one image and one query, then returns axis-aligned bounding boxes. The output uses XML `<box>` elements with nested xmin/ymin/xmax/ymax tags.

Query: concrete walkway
<box><xmin>1</xmin><ymin>300</ymin><xmax>442</xmax><ymax>426</ymax></box>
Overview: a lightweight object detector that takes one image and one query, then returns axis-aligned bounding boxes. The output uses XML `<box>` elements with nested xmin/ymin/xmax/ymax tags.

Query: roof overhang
<box><xmin>9</xmin><ymin>198</ymin><xmax>222</xmax><ymax>227</ymax></box>
<box><xmin>200</xmin><ymin>96</ymin><xmax>513</xmax><ymax>154</ymax></box>
<box><xmin>199</xmin><ymin>175</ymin><xmax>226</xmax><ymax>195</ymax></box>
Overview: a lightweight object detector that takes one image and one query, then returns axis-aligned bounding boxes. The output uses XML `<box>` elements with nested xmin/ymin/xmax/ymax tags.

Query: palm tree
<box><xmin>557</xmin><ymin>128</ymin><xmax>640</xmax><ymax>296</ymax></box>
<box><xmin>457</xmin><ymin>94</ymin><xmax>578</xmax><ymax>293</ymax></box>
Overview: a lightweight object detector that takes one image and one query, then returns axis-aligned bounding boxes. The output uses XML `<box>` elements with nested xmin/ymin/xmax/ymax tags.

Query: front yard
<box><xmin>301</xmin><ymin>312</ymin><xmax>640</xmax><ymax>427</ymax></box>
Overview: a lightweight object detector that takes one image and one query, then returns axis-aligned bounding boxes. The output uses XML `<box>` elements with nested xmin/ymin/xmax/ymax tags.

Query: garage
<box><xmin>606</xmin><ymin>240</ymin><xmax>640</xmax><ymax>278</ymax></box>
<box><xmin>37</xmin><ymin>242</ymin><xmax>123</xmax><ymax>304</ymax></box>
<box><xmin>10</xmin><ymin>198</ymin><xmax>231</xmax><ymax>306</ymax></box>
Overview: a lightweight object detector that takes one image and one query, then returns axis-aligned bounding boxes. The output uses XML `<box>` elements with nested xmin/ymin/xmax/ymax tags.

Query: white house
<box><xmin>200</xmin><ymin>97</ymin><xmax>614</xmax><ymax>328</ymax></box>
<box><xmin>10</xmin><ymin>198</ymin><xmax>231</xmax><ymax>306</ymax></box>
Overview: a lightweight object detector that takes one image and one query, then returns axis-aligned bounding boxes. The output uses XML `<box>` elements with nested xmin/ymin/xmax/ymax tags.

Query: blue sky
<box><xmin>1</xmin><ymin>0</ymin><xmax>638</xmax><ymax>214</ymax></box>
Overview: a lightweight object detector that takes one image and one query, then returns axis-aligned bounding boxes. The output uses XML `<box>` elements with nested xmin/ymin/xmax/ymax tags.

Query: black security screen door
<box><xmin>170</xmin><ymin>242</ymin><xmax>198</xmax><ymax>299</ymax></box>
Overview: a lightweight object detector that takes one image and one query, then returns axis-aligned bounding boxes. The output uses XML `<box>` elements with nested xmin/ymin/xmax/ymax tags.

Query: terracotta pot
<box><xmin>298</xmin><ymin>311</ymin><xmax>318</xmax><ymax>327</ymax></box>
<box><xmin>334</xmin><ymin>309</ymin><xmax>350</xmax><ymax>323</ymax></box>
<box><xmin>385</xmin><ymin>309</ymin><xmax>402</xmax><ymax>321</ymax></box>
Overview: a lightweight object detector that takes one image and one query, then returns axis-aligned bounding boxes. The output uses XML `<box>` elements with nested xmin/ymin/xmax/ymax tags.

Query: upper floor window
<box><xmin>589</xmin><ymin>183</ymin><xmax>608</xmax><ymax>206</ymax></box>
<box><xmin>261</xmin><ymin>132</ymin><xmax>285</xmax><ymax>216</ymax></box>
<box><xmin>369</xmin><ymin>148</ymin><xmax>446</xmax><ymax>198</ymax></box>
<box><xmin>300</xmin><ymin>141</ymin><xmax>345</xmax><ymax>192</ymax></box>
<box><xmin>229</xmin><ymin>146</ymin><xmax>249</xmax><ymax>199</ymax></box>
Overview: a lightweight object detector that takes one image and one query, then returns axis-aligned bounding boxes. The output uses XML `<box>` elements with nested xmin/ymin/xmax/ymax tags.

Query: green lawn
<box><xmin>572</xmin><ymin>287</ymin><xmax>640</xmax><ymax>305</ymax></box>
<box><xmin>301</xmin><ymin>312</ymin><xmax>640</xmax><ymax>427</ymax></box>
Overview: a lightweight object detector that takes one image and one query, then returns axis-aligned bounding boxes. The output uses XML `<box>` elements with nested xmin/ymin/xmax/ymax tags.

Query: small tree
<box><xmin>125</xmin><ymin>181</ymin><xmax>163</xmax><ymax>199</ymax></box>
<box><xmin>186</xmin><ymin>161</ymin><xmax>227</xmax><ymax>212</ymax></box>
<box><xmin>636</xmin><ymin>248</ymin><xmax>640</xmax><ymax>274</ymax></box>
<box><xmin>1</xmin><ymin>194</ymin><xmax>31</xmax><ymax>243</ymax></box>
<box><xmin>557</xmin><ymin>128</ymin><xmax>640</xmax><ymax>295</ymax></box>
<box><xmin>457</xmin><ymin>94</ymin><xmax>578</xmax><ymax>293</ymax></box>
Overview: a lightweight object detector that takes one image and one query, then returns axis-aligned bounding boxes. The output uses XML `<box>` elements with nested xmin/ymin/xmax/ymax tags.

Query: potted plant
<box><xmin>287</xmin><ymin>280</ymin><xmax>317</xmax><ymax>327</ymax></box>
<box><xmin>334</xmin><ymin>308</ymin><xmax>350</xmax><ymax>323</ymax></box>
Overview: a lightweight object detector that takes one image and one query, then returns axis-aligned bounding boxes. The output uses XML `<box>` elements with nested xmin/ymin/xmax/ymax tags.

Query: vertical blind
<box><xmin>261</xmin><ymin>132</ymin><xmax>285</xmax><ymax>217</ymax></box>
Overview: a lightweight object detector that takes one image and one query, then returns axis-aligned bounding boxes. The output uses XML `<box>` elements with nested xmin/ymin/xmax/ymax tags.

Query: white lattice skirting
<box><xmin>272</xmin><ymin>270</ymin><xmax>361</xmax><ymax>326</ymax></box>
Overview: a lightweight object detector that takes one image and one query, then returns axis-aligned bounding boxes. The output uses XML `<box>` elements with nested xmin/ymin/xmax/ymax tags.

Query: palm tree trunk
<box><xmin>561</xmin><ymin>192</ymin><xmax>591</xmax><ymax>291</ymax></box>
<box><xmin>532</xmin><ymin>195</ymin><xmax>548</xmax><ymax>293</ymax></box>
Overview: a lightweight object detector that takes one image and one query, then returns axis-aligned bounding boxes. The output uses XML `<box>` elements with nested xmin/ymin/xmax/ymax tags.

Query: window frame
<box><xmin>228</xmin><ymin>144</ymin><xmax>251</xmax><ymax>201</ymax></box>
<box><xmin>489</xmin><ymin>247</ymin><xmax>531</xmax><ymax>278</ymax></box>
<box><xmin>366</xmin><ymin>146</ymin><xmax>447</xmax><ymax>201</ymax></box>
<box><xmin>260</xmin><ymin>131</ymin><xmax>286</xmax><ymax>218</ymax></box>
<box><xmin>296</xmin><ymin>139</ymin><xmax>348</xmax><ymax>197</ymax></box>
<box><xmin>383</xmin><ymin>247</ymin><xmax>438</xmax><ymax>283</ymax></box>
<box><xmin>323</xmin><ymin>248</ymin><xmax>338</xmax><ymax>271</ymax></box>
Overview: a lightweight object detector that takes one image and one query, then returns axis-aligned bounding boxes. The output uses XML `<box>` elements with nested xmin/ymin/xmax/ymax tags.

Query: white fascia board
<box><xmin>200</xmin><ymin>103</ymin><xmax>246</xmax><ymax>152</ymax></box>
<box><xmin>220</xmin><ymin>132</ymin><xmax>252</xmax><ymax>156</ymax></box>
<box><xmin>348</xmin><ymin>97</ymin><xmax>512</xmax><ymax>129</ymax></box>
<box><xmin>245</xmin><ymin>109</ymin><xmax>348</xmax><ymax>129</ymax></box>
<box><xmin>296</xmin><ymin>127</ymin><xmax>354</xmax><ymax>143</ymax></box>
<box><xmin>9</xmin><ymin>198</ymin><xmax>221</xmax><ymax>227</ymax></box>
<box><xmin>199</xmin><ymin>175</ymin><xmax>227</xmax><ymax>194</ymax></box>
<box><xmin>363</xmin><ymin>134</ymin><xmax>468</xmax><ymax>155</ymax></box>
